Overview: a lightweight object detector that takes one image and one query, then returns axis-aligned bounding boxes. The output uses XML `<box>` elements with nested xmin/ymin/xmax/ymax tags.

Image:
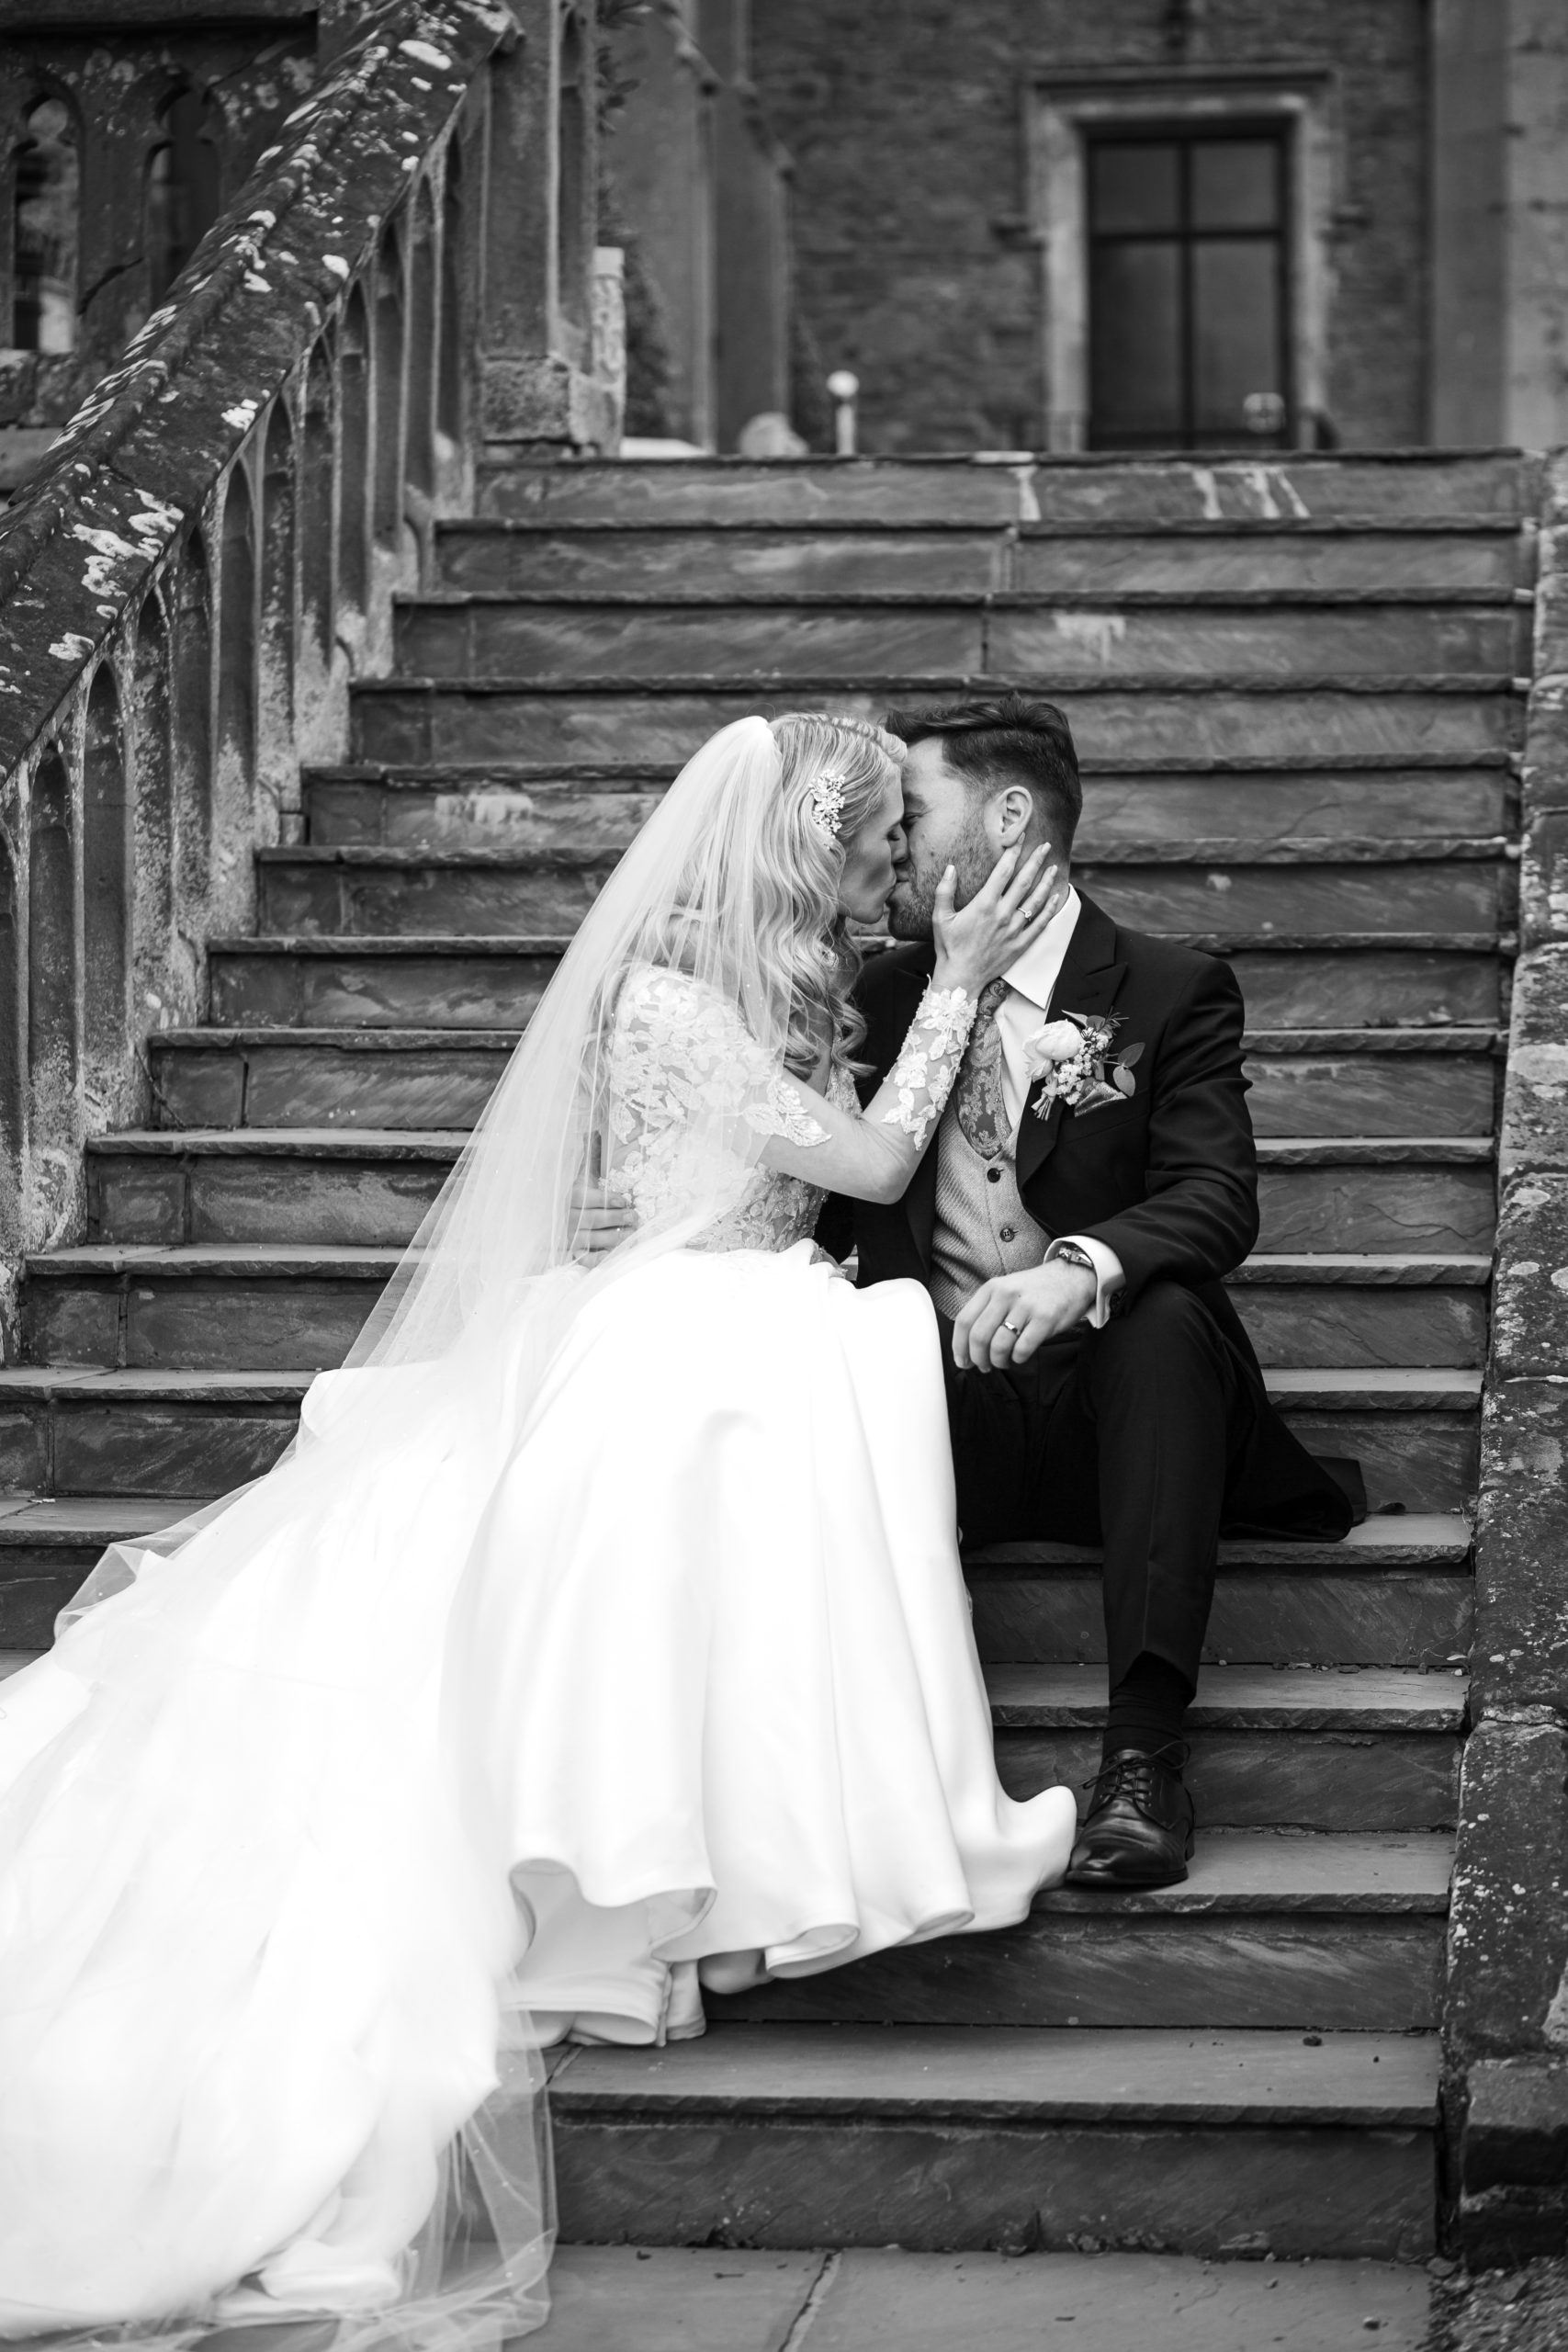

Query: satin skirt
<box><xmin>0</xmin><ymin>1241</ymin><xmax>1076</xmax><ymax>2335</ymax></box>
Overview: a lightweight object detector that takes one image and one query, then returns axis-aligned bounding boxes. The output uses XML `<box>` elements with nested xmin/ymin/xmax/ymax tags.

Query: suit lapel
<box><xmin>1015</xmin><ymin>892</ymin><xmax>1128</xmax><ymax>1190</ymax></box>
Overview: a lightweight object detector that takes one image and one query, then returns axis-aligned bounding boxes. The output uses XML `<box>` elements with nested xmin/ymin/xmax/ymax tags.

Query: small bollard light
<box><xmin>827</xmin><ymin>369</ymin><xmax>859</xmax><ymax>456</ymax></box>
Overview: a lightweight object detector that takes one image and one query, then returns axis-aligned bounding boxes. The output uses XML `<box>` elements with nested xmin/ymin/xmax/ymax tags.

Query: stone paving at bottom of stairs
<box><xmin>536</xmin><ymin>2245</ymin><xmax>1433</xmax><ymax>2350</ymax></box>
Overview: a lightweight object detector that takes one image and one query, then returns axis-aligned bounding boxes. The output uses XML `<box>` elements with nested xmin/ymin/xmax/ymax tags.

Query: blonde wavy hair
<box><xmin>761</xmin><ymin>711</ymin><xmax>905</xmax><ymax>1079</ymax></box>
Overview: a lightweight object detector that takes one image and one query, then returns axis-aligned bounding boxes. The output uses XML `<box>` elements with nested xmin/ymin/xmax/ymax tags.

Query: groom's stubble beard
<box><xmin>886</xmin><ymin>818</ymin><xmax>1007</xmax><ymax>942</ymax></box>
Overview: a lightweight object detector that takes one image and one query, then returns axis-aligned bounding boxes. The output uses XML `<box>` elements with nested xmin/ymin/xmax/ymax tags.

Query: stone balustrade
<box><xmin>0</xmin><ymin>0</ymin><xmax>616</xmax><ymax>1344</ymax></box>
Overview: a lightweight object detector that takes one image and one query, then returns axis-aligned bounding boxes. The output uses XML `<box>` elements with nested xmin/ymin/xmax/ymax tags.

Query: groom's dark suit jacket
<box><xmin>822</xmin><ymin>891</ymin><xmax>1356</xmax><ymax>1539</ymax></box>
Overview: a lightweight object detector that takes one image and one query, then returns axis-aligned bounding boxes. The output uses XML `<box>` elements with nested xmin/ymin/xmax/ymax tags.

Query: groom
<box><xmin>828</xmin><ymin>694</ymin><xmax>1355</xmax><ymax>1888</ymax></box>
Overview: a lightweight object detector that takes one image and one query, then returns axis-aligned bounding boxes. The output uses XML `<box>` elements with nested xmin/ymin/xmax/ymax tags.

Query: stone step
<box><xmin>302</xmin><ymin>761</ymin><xmax>1514</xmax><ymax>854</ymax></box>
<box><xmin>0</xmin><ymin>1341</ymin><xmax>1479</xmax><ymax>1520</ymax></box>
<box><xmin>391</xmin><ymin>593</ymin><xmax>1526</xmax><ymax>684</ymax></box>
<box><xmin>968</xmin><ymin>1517</ymin><xmax>1472</xmax><ymax>1672</ymax></box>
<box><xmin>210</xmin><ymin>932</ymin><xmax>1507</xmax><ymax>1039</ymax></box>
<box><xmin>989</xmin><ymin>1665</ymin><xmax>1463</xmax><ymax>1835</ymax></box>
<box><xmin>435</xmin><ymin>518</ymin><xmax>1531</xmax><ymax>598</ymax></box>
<box><xmin>0</xmin><ymin>1491</ymin><xmax>1470</xmax><ymax>1665</ymax></box>
<box><xmin>211</xmin><ymin>921</ymin><xmax>1506</xmax><ymax>1034</ymax></box>
<box><xmin>11</xmin><ymin>1243</ymin><xmax>1487</xmax><ymax>1374</ymax></box>
<box><xmin>351</xmin><ymin>677</ymin><xmax>1522</xmax><ymax>770</ymax></box>
<box><xmin>1268</xmin><ymin>1367</ymin><xmax>1481</xmax><ymax>1517</ymax></box>
<box><xmin>473</xmin><ymin>2243</ymin><xmax>1439</xmax><ymax>2349</ymax></box>
<box><xmin>477</xmin><ymin>447</ymin><xmax>1531</xmax><ymax>524</ymax></box>
<box><xmin>253</xmin><ymin>845</ymin><xmax>1510</xmax><ymax>946</ymax></box>
<box><xmin>544</xmin><ymin>2023</ymin><xmax>1438</xmax><ymax>2258</ymax></box>
<box><xmin>85</xmin><ymin>1130</ymin><xmax>1496</xmax><ymax>1257</ymax></box>
<box><xmin>1230</xmin><ymin>1255</ymin><xmax>1491</xmax><ymax>1370</ymax></box>
<box><xmin>709</xmin><ymin>1833</ymin><xmax>1453</xmax><ymax>2033</ymax></box>
<box><xmin>144</xmin><ymin>1022</ymin><xmax>1501</xmax><ymax>1141</ymax></box>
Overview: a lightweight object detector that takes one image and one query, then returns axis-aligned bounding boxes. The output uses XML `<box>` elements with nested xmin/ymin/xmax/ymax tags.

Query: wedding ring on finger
<box><xmin>1002</xmin><ymin>1317</ymin><xmax>1022</xmax><ymax>1335</ymax></box>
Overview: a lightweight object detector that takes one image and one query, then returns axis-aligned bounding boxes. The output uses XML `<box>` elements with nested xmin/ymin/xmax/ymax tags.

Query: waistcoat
<box><xmin>929</xmin><ymin>1096</ymin><xmax>1051</xmax><ymax>1321</ymax></box>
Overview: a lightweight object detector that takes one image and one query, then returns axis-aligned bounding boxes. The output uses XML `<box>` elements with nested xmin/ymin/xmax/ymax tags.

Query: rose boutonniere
<box><xmin>1023</xmin><ymin>1011</ymin><xmax>1144</xmax><ymax>1118</ymax></box>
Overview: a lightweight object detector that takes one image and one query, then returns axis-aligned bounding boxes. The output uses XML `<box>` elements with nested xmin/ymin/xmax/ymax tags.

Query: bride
<box><xmin>0</xmin><ymin>712</ymin><xmax>1077</xmax><ymax>2346</ymax></box>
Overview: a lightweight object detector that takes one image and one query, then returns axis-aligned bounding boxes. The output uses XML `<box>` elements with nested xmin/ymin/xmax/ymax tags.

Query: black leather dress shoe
<box><xmin>1065</xmin><ymin>1747</ymin><xmax>1196</xmax><ymax>1888</ymax></box>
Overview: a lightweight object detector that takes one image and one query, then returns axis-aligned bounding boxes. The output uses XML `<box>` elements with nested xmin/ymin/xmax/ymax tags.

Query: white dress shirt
<box><xmin>996</xmin><ymin>885</ymin><xmax>1125</xmax><ymax>1329</ymax></box>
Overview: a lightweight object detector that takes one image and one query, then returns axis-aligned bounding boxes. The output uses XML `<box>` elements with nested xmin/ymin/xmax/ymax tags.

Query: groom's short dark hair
<box><xmin>886</xmin><ymin>694</ymin><xmax>1082</xmax><ymax>854</ymax></box>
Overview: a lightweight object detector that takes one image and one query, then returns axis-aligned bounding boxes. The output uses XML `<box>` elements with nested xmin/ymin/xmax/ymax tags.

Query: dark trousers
<box><xmin>940</xmin><ymin>1279</ymin><xmax>1278</xmax><ymax>1695</ymax></box>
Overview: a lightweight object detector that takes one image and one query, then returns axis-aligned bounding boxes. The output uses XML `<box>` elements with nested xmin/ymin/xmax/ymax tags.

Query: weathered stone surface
<box><xmin>211</xmin><ymin>944</ymin><xmax>560</xmax><ymax>1030</ymax></box>
<box><xmin>1225</xmin><ymin>948</ymin><xmax>1500</xmax><ymax>1029</ymax></box>
<box><xmin>352</xmin><ymin>681</ymin><xmax>1520</xmax><ymax>772</ymax></box>
<box><xmin>1521</xmin><ymin>808</ymin><xmax>1568</xmax><ymax>950</ymax></box>
<box><xmin>1492</xmin><ymin>1178</ymin><xmax>1568</xmax><ymax>1378</ymax></box>
<box><xmin>1076</xmin><ymin>859</ymin><xmax>1502</xmax><ymax>935</ymax></box>
<box><xmin>714</xmin><ymin>1913</ymin><xmax>1443</xmax><ymax>2034</ymax></box>
<box><xmin>971</xmin><ymin>1567</ymin><xmax>1472</xmax><ymax>1669</ymax></box>
<box><xmin>1247</xmin><ymin>1052</ymin><xmax>1495</xmax><ymax>1139</ymax></box>
<box><xmin>476</xmin><ymin>454</ymin><xmax>1530</xmax><ymax>527</ymax></box>
<box><xmin>1232</xmin><ymin>1282</ymin><xmax>1486</xmax><ymax>1370</ymax></box>
<box><xmin>536</xmin><ymin>2244</ymin><xmax>821</xmax><ymax>2352</ymax></box>
<box><xmin>801</xmin><ymin>2248</ymin><xmax>1433</xmax><ymax>2352</ymax></box>
<box><xmin>1279</xmin><ymin>1406</ymin><xmax>1478</xmax><ymax>1515</ymax></box>
<box><xmin>551</xmin><ymin>2116</ymin><xmax>1433</xmax><ymax>2258</ymax></box>
<box><xmin>1258</xmin><ymin>1163</ymin><xmax>1495</xmax><ymax>1255</ymax></box>
<box><xmin>1501</xmin><ymin>948</ymin><xmax>1568</xmax><ymax>1175</ymax></box>
<box><xmin>1447</xmin><ymin>1720</ymin><xmax>1568</xmax><ymax>2066</ymax></box>
<box><xmin>1472</xmin><ymin>1379</ymin><xmax>1568</xmax><ymax>1710</ymax></box>
<box><xmin>1464</xmin><ymin>2059</ymin><xmax>1568</xmax><ymax>2191</ymax></box>
<box><xmin>997</xmin><ymin>1729</ymin><xmax>1459</xmax><ymax>1832</ymax></box>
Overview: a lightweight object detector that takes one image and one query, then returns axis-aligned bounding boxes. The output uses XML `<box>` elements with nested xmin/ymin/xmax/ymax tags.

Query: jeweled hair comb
<box><xmin>807</xmin><ymin>774</ymin><xmax>851</xmax><ymax>839</ymax></box>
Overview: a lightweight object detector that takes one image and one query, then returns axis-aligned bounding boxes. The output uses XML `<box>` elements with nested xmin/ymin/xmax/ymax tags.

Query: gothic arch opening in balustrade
<box><xmin>438</xmin><ymin>140</ymin><xmax>466</xmax><ymax>452</ymax></box>
<box><xmin>132</xmin><ymin>590</ymin><xmax>175</xmax><ymax>1005</ymax></box>
<box><xmin>338</xmin><ymin>287</ymin><xmax>371</xmax><ymax>616</ymax></box>
<box><xmin>558</xmin><ymin>9</ymin><xmax>590</xmax><ymax>345</ymax></box>
<box><xmin>144</xmin><ymin>83</ymin><xmax>222</xmax><ymax>307</ymax></box>
<box><xmin>261</xmin><ymin>401</ymin><xmax>298</xmax><ymax>811</ymax></box>
<box><xmin>373</xmin><ymin>222</ymin><xmax>407</xmax><ymax>553</ymax></box>
<box><xmin>406</xmin><ymin>183</ymin><xmax>438</xmax><ymax>503</ymax></box>
<box><xmin>82</xmin><ymin>662</ymin><xmax>131</xmax><ymax>1075</ymax></box>
<box><xmin>0</xmin><ymin>829</ymin><xmax>21</xmax><ymax>1183</ymax></box>
<box><xmin>27</xmin><ymin>744</ymin><xmax>76</xmax><ymax>1137</ymax></box>
<box><xmin>173</xmin><ymin>526</ymin><xmax>213</xmax><ymax>905</ymax></box>
<box><xmin>217</xmin><ymin>465</ymin><xmax>257</xmax><ymax>842</ymax></box>
<box><xmin>9</xmin><ymin>91</ymin><xmax>80</xmax><ymax>353</ymax></box>
<box><xmin>300</xmin><ymin>338</ymin><xmax>335</xmax><ymax>677</ymax></box>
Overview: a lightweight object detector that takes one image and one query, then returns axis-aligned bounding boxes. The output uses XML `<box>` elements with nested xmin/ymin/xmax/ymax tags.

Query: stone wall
<box><xmin>1446</xmin><ymin>452</ymin><xmax>1568</xmax><ymax>2262</ymax></box>
<box><xmin>750</xmin><ymin>0</ymin><xmax>1433</xmax><ymax>454</ymax></box>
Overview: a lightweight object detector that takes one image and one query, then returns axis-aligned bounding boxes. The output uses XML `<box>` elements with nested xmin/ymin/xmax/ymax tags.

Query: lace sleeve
<box><xmin>879</xmin><ymin>983</ymin><xmax>977</xmax><ymax>1151</ymax></box>
<box><xmin>605</xmin><ymin>968</ymin><xmax>829</xmax><ymax>1220</ymax></box>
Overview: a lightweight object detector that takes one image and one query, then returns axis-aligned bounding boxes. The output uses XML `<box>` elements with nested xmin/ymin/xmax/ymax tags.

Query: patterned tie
<box><xmin>953</xmin><ymin>978</ymin><xmax>1012</xmax><ymax>1161</ymax></box>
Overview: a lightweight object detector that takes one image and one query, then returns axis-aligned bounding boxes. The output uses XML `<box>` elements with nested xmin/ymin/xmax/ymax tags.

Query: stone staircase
<box><xmin>0</xmin><ymin>449</ymin><xmax>1531</xmax><ymax>2263</ymax></box>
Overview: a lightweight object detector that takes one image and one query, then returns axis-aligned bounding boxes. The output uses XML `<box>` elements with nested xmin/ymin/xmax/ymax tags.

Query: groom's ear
<box><xmin>990</xmin><ymin>782</ymin><xmax>1037</xmax><ymax>848</ymax></box>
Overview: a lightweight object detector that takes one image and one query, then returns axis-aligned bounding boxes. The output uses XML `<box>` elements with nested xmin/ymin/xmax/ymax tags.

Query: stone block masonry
<box><xmin>1447</xmin><ymin>447</ymin><xmax>1568</xmax><ymax>2265</ymax></box>
<box><xmin>750</xmin><ymin>0</ymin><xmax>1430</xmax><ymax>452</ymax></box>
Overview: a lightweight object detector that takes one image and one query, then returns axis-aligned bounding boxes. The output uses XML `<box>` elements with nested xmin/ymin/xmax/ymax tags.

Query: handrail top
<box><xmin>0</xmin><ymin>0</ymin><xmax>511</xmax><ymax>779</ymax></box>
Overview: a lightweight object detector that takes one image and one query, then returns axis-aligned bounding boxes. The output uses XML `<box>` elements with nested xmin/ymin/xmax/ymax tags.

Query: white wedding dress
<box><xmin>0</xmin><ymin>726</ymin><xmax>1077</xmax><ymax>2345</ymax></box>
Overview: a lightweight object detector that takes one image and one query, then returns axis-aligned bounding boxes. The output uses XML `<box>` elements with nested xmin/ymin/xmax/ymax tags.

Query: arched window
<box><xmin>11</xmin><ymin>95</ymin><xmax>79</xmax><ymax>352</ymax></box>
<box><xmin>145</xmin><ymin>85</ymin><xmax>221</xmax><ymax>306</ymax></box>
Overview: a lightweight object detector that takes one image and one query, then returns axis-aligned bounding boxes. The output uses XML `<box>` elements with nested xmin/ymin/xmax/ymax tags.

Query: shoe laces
<box><xmin>1080</xmin><ymin>1741</ymin><xmax>1190</xmax><ymax>1812</ymax></box>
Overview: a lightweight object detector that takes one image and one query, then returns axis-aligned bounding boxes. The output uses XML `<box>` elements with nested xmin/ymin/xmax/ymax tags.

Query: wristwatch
<box><xmin>1052</xmin><ymin>1242</ymin><xmax>1097</xmax><ymax>1276</ymax></box>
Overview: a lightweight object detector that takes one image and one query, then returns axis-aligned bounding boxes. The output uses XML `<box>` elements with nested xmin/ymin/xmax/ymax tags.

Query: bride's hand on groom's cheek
<box><xmin>953</xmin><ymin>1261</ymin><xmax>1099</xmax><ymax>1373</ymax></box>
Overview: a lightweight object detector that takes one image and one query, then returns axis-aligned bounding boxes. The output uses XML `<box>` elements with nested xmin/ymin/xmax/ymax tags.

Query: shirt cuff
<box><xmin>1048</xmin><ymin>1234</ymin><xmax>1126</xmax><ymax>1329</ymax></box>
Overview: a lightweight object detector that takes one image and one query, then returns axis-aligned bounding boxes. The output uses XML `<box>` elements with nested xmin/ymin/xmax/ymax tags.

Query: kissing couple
<box><xmin>0</xmin><ymin>695</ymin><xmax>1353</xmax><ymax>2344</ymax></box>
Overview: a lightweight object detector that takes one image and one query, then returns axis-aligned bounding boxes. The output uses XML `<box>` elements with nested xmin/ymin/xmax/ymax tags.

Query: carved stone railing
<box><xmin>1447</xmin><ymin>450</ymin><xmax>1568</xmax><ymax>2259</ymax></box>
<box><xmin>0</xmin><ymin>0</ymin><xmax>615</xmax><ymax>1344</ymax></box>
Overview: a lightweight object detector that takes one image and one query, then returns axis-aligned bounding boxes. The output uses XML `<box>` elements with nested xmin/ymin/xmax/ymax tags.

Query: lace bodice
<box><xmin>692</xmin><ymin>1063</ymin><xmax>859</xmax><ymax>1255</ymax></box>
<box><xmin>604</xmin><ymin>963</ymin><xmax>976</xmax><ymax>1260</ymax></box>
